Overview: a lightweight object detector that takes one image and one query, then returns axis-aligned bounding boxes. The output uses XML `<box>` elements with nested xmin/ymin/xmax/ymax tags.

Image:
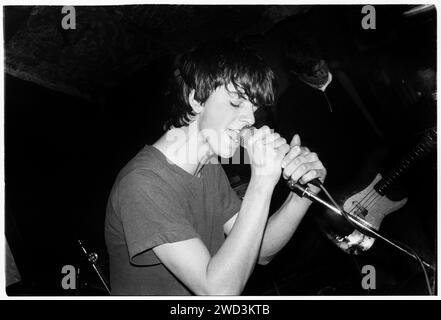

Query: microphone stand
<box><xmin>288</xmin><ymin>181</ymin><xmax>434</xmax><ymax>270</ymax></box>
<box><xmin>239</xmin><ymin>127</ymin><xmax>434</xmax><ymax>271</ymax></box>
<box><xmin>77</xmin><ymin>240</ymin><xmax>111</xmax><ymax>294</ymax></box>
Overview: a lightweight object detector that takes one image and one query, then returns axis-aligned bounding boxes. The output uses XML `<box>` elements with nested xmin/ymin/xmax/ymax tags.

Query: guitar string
<box><xmin>347</xmin><ymin>188</ymin><xmax>377</xmax><ymax>216</ymax></box>
<box><xmin>349</xmin><ymin>187</ymin><xmax>400</xmax><ymax>221</ymax></box>
<box><xmin>360</xmin><ymin>185</ymin><xmax>383</xmax><ymax>209</ymax></box>
<box><xmin>347</xmin><ymin>188</ymin><xmax>387</xmax><ymax>226</ymax></box>
<box><xmin>349</xmin><ymin>188</ymin><xmax>382</xmax><ymax>216</ymax></box>
<box><xmin>363</xmin><ymin>193</ymin><xmax>382</xmax><ymax>211</ymax></box>
<box><xmin>361</xmin><ymin>177</ymin><xmax>405</xmax><ymax>211</ymax></box>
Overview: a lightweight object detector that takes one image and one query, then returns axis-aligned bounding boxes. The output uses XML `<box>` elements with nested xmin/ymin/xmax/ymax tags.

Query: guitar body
<box><xmin>319</xmin><ymin>173</ymin><xmax>407</xmax><ymax>254</ymax></box>
<box><xmin>342</xmin><ymin>174</ymin><xmax>407</xmax><ymax>230</ymax></box>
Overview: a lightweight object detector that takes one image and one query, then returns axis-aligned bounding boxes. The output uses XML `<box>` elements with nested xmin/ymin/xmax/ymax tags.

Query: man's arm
<box><xmin>153</xmin><ymin>176</ymin><xmax>272</xmax><ymax>295</ymax></box>
<box><xmin>153</xmin><ymin>127</ymin><xmax>289</xmax><ymax>295</ymax></box>
<box><xmin>259</xmin><ymin>193</ymin><xmax>313</xmax><ymax>264</ymax></box>
<box><xmin>223</xmin><ymin>192</ymin><xmax>312</xmax><ymax>265</ymax></box>
<box><xmin>224</xmin><ymin>134</ymin><xmax>326</xmax><ymax>265</ymax></box>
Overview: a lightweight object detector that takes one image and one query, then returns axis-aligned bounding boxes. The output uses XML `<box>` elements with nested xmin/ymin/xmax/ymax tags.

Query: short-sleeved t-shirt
<box><xmin>104</xmin><ymin>145</ymin><xmax>242</xmax><ymax>295</ymax></box>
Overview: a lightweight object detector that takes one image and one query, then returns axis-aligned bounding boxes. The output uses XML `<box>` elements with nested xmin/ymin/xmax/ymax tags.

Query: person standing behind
<box><xmin>276</xmin><ymin>35</ymin><xmax>384</xmax><ymax>189</ymax></box>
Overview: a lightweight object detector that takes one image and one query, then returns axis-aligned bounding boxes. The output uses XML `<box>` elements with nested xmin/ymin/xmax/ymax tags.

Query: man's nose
<box><xmin>241</xmin><ymin>103</ymin><xmax>255</xmax><ymax>126</ymax></box>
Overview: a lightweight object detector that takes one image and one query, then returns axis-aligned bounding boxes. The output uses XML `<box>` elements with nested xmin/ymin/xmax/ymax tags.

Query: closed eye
<box><xmin>230</xmin><ymin>100</ymin><xmax>258</xmax><ymax>112</ymax></box>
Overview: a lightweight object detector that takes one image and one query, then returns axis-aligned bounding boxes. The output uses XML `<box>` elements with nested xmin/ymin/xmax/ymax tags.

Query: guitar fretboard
<box><xmin>374</xmin><ymin>128</ymin><xmax>436</xmax><ymax>196</ymax></box>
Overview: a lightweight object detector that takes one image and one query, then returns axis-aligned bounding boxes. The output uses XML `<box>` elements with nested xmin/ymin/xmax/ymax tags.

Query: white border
<box><xmin>0</xmin><ymin>0</ymin><xmax>439</xmax><ymax>301</ymax></box>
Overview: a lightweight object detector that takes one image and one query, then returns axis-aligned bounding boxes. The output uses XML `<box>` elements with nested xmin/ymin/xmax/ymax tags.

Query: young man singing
<box><xmin>104</xmin><ymin>40</ymin><xmax>327</xmax><ymax>295</ymax></box>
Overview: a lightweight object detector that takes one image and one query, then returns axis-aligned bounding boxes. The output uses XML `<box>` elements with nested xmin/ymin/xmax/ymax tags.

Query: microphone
<box><xmin>239</xmin><ymin>128</ymin><xmax>436</xmax><ymax>272</ymax></box>
<box><xmin>239</xmin><ymin>127</ymin><xmax>379</xmax><ymax>237</ymax></box>
<box><xmin>239</xmin><ymin>126</ymin><xmax>322</xmax><ymax>195</ymax></box>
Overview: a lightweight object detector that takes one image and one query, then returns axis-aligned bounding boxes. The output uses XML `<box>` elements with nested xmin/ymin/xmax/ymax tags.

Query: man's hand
<box><xmin>281</xmin><ymin>134</ymin><xmax>327</xmax><ymax>194</ymax></box>
<box><xmin>244</xmin><ymin>126</ymin><xmax>290</xmax><ymax>187</ymax></box>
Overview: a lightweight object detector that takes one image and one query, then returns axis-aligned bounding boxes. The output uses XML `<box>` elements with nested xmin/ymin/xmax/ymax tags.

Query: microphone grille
<box><xmin>239</xmin><ymin>126</ymin><xmax>255</xmax><ymax>149</ymax></box>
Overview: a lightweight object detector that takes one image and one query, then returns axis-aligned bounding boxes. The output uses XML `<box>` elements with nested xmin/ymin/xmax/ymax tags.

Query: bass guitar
<box><xmin>315</xmin><ymin>127</ymin><xmax>436</xmax><ymax>255</ymax></box>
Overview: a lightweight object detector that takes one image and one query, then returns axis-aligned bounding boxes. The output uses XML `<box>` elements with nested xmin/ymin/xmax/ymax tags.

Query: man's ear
<box><xmin>188</xmin><ymin>90</ymin><xmax>203</xmax><ymax>114</ymax></box>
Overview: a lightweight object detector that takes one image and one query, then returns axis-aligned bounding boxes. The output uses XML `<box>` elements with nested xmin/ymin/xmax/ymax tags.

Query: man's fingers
<box><xmin>278</xmin><ymin>143</ymin><xmax>291</xmax><ymax>158</ymax></box>
<box><xmin>261</xmin><ymin>132</ymin><xmax>281</xmax><ymax>144</ymax></box>
<box><xmin>290</xmin><ymin>134</ymin><xmax>301</xmax><ymax>147</ymax></box>
<box><xmin>265</xmin><ymin>135</ymin><xmax>286</xmax><ymax>149</ymax></box>
<box><xmin>282</xmin><ymin>158</ymin><xmax>324</xmax><ymax>182</ymax></box>
<box><xmin>298</xmin><ymin>168</ymin><xmax>327</xmax><ymax>184</ymax></box>
<box><xmin>281</xmin><ymin>147</ymin><xmax>312</xmax><ymax>168</ymax></box>
<box><xmin>248</xmin><ymin>125</ymin><xmax>272</xmax><ymax>145</ymax></box>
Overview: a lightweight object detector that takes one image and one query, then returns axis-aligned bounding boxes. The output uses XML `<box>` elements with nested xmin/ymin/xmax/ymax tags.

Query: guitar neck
<box><xmin>374</xmin><ymin>129</ymin><xmax>436</xmax><ymax>196</ymax></box>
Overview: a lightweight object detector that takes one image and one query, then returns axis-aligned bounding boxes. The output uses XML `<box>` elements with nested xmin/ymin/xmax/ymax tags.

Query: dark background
<box><xmin>4</xmin><ymin>5</ymin><xmax>437</xmax><ymax>295</ymax></box>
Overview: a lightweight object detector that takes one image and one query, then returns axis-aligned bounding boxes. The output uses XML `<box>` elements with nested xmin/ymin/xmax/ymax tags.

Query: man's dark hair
<box><xmin>283</xmin><ymin>35</ymin><xmax>323</xmax><ymax>75</ymax></box>
<box><xmin>164</xmin><ymin>40</ymin><xmax>276</xmax><ymax>130</ymax></box>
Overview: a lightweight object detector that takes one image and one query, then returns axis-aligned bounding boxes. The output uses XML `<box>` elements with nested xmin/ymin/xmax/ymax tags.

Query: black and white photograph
<box><xmin>3</xmin><ymin>3</ymin><xmax>437</xmax><ymax>297</ymax></box>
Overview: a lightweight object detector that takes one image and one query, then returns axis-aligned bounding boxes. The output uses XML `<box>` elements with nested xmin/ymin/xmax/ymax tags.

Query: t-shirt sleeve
<box><xmin>114</xmin><ymin>171</ymin><xmax>200</xmax><ymax>266</ymax></box>
<box><xmin>216</xmin><ymin>165</ymin><xmax>242</xmax><ymax>225</ymax></box>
